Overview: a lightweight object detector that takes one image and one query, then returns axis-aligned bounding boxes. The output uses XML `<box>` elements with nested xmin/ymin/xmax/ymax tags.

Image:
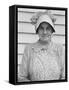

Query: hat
<box><xmin>31</xmin><ymin>11</ymin><xmax>56</xmax><ymax>32</ymax></box>
<box><xmin>35</xmin><ymin>14</ymin><xmax>55</xmax><ymax>32</ymax></box>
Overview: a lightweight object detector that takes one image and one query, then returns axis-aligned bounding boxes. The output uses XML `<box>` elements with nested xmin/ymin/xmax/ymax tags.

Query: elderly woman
<box><xmin>18</xmin><ymin>11</ymin><xmax>65</xmax><ymax>82</ymax></box>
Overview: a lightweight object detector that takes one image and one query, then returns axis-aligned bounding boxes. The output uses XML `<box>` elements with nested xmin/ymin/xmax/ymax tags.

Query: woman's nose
<box><xmin>44</xmin><ymin>29</ymin><xmax>47</xmax><ymax>34</ymax></box>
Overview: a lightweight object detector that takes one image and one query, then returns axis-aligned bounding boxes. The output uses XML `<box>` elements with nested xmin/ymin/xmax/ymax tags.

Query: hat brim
<box><xmin>36</xmin><ymin>22</ymin><xmax>55</xmax><ymax>34</ymax></box>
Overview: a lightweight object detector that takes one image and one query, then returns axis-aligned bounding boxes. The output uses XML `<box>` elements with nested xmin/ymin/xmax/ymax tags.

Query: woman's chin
<box><xmin>40</xmin><ymin>38</ymin><xmax>49</xmax><ymax>42</ymax></box>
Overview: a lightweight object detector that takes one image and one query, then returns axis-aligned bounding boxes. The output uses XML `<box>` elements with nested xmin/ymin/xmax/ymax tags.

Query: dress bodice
<box><xmin>18</xmin><ymin>41</ymin><xmax>65</xmax><ymax>82</ymax></box>
<box><xmin>28</xmin><ymin>42</ymin><xmax>61</xmax><ymax>81</ymax></box>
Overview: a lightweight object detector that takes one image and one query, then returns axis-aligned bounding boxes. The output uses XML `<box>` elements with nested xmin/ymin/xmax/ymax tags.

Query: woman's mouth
<box><xmin>42</xmin><ymin>35</ymin><xmax>50</xmax><ymax>37</ymax></box>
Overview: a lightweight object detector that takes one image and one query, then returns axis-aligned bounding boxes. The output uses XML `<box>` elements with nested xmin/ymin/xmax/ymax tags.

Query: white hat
<box><xmin>31</xmin><ymin>11</ymin><xmax>56</xmax><ymax>32</ymax></box>
<box><xmin>35</xmin><ymin>14</ymin><xmax>55</xmax><ymax>32</ymax></box>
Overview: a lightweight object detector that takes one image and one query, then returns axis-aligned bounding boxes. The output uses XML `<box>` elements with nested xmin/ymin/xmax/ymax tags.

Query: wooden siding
<box><xmin>17</xmin><ymin>8</ymin><xmax>65</xmax><ymax>66</ymax></box>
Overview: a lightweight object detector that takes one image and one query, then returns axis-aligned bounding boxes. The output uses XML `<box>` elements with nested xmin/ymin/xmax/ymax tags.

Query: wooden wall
<box><xmin>17</xmin><ymin>8</ymin><xmax>65</xmax><ymax>67</ymax></box>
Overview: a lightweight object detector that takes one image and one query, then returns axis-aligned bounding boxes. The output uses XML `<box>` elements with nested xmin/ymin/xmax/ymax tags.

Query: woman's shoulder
<box><xmin>25</xmin><ymin>42</ymin><xmax>38</xmax><ymax>50</ymax></box>
<box><xmin>52</xmin><ymin>42</ymin><xmax>64</xmax><ymax>52</ymax></box>
<box><xmin>52</xmin><ymin>41</ymin><xmax>63</xmax><ymax>48</ymax></box>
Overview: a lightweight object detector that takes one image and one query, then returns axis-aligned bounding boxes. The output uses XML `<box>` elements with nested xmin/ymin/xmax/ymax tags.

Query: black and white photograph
<box><xmin>9</xmin><ymin>5</ymin><xmax>67</xmax><ymax>85</ymax></box>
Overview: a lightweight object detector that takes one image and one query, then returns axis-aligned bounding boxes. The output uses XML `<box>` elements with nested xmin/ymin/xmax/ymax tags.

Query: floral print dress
<box><xmin>18</xmin><ymin>41</ymin><xmax>65</xmax><ymax>82</ymax></box>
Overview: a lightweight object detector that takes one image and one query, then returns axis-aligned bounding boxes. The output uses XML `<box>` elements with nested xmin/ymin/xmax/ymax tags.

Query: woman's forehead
<box><xmin>40</xmin><ymin>22</ymin><xmax>51</xmax><ymax>27</ymax></box>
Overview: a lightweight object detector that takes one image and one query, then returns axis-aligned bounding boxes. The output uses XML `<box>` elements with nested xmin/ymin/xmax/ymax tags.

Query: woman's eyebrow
<box><xmin>40</xmin><ymin>25</ymin><xmax>44</xmax><ymax>29</ymax></box>
<box><xmin>47</xmin><ymin>25</ymin><xmax>52</xmax><ymax>28</ymax></box>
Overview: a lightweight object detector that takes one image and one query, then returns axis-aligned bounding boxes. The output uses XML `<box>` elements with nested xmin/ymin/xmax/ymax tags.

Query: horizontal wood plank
<box><xmin>18</xmin><ymin>44</ymin><xmax>26</xmax><ymax>54</ymax></box>
<box><xmin>18</xmin><ymin>34</ymin><xmax>39</xmax><ymax>43</ymax></box>
<box><xmin>18</xmin><ymin>22</ymin><xmax>65</xmax><ymax>35</ymax></box>
<box><xmin>18</xmin><ymin>12</ymin><xmax>65</xmax><ymax>25</ymax></box>
<box><xmin>18</xmin><ymin>23</ymin><xmax>35</xmax><ymax>33</ymax></box>
<box><xmin>18</xmin><ymin>33</ymin><xmax>65</xmax><ymax>44</ymax></box>
<box><xmin>18</xmin><ymin>54</ymin><xmax>23</xmax><ymax>65</ymax></box>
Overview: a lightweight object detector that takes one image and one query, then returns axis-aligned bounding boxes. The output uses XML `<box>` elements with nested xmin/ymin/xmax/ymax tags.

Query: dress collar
<box><xmin>31</xmin><ymin>41</ymin><xmax>53</xmax><ymax>53</ymax></box>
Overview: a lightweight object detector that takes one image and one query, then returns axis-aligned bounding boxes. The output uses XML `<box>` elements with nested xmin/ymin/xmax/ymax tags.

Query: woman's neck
<box><xmin>38</xmin><ymin>39</ymin><xmax>51</xmax><ymax>46</ymax></box>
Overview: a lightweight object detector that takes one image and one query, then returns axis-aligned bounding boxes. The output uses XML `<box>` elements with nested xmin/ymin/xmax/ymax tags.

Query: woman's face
<box><xmin>37</xmin><ymin>22</ymin><xmax>53</xmax><ymax>43</ymax></box>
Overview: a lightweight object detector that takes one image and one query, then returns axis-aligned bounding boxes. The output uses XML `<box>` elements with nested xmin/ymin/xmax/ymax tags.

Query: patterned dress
<box><xmin>18</xmin><ymin>41</ymin><xmax>65</xmax><ymax>82</ymax></box>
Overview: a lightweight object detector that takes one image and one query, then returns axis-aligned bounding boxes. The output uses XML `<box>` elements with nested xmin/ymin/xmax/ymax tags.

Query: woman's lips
<box><xmin>41</xmin><ymin>35</ymin><xmax>50</xmax><ymax>37</ymax></box>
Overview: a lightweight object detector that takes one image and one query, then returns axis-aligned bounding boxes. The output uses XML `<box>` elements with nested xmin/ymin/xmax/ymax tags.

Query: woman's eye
<box><xmin>40</xmin><ymin>27</ymin><xmax>44</xmax><ymax>30</ymax></box>
<box><xmin>46</xmin><ymin>27</ymin><xmax>52</xmax><ymax>32</ymax></box>
<box><xmin>46</xmin><ymin>27</ymin><xmax>50</xmax><ymax>30</ymax></box>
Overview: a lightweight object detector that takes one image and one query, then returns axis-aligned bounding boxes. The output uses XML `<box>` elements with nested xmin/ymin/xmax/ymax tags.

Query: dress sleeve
<box><xmin>58</xmin><ymin>45</ymin><xmax>65</xmax><ymax>79</ymax></box>
<box><xmin>18</xmin><ymin>45</ymin><xmax>31</xmax><ymax>82</ymax></box>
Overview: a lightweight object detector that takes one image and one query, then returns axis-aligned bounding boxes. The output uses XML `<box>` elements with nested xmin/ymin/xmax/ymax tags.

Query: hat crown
<box><xmin>35</xmin><ymin>14</ymin><xmax>55</xmax><ymax>32</ymax></box>
<box><xmin>31</xmin><ymin>10</ymin><xmax>56</xmax><ymax>32</ymax></box>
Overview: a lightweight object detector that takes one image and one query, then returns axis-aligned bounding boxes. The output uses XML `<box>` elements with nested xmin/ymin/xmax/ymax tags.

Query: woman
<box><xmin>18</xmin><ymin>11</ymin><xmax>65</xmax><ymax>82</ymax></box>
